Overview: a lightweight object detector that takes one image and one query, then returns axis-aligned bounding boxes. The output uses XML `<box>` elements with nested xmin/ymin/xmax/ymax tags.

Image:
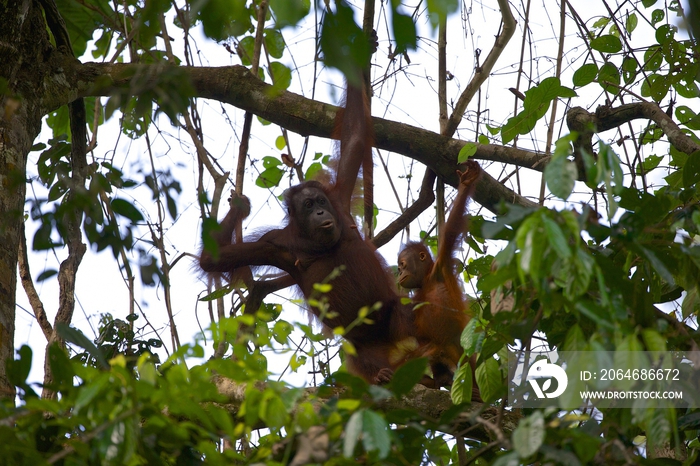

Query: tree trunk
<box><xmin>0</xmin><ymin>0</ymin><xmax>53</xmax><ymax>400</ymax></box>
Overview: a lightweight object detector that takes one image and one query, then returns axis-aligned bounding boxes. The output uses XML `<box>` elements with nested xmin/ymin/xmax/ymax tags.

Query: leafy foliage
<box><xmin>7</xmin><ymin>0</ymin><xmax>700</xmax><ymax>464</ymax></box>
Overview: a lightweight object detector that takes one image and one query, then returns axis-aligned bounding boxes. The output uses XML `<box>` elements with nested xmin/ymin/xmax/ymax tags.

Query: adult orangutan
<box><xmin>200</xmin><ymin>79</ymin><xmax>417</xmax><ymax>383</ymax></box>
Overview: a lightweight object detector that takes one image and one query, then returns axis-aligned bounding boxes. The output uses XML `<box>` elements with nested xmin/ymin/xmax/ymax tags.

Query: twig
<box><xmin>444</xmin><ymin>0</ymin><xmax>516</xmax><ymax>137</ymax></box>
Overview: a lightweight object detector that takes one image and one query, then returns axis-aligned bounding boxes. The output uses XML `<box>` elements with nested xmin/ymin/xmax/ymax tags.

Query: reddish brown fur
<box><xmin>200</xmin><ymin>82</ymin><xmax>417</xmax><ymax>384</ymax></box>
<box><xmin>398</xmin><ymin>162</ymin><xmax>482</xmax><ymax>388</ymax></box>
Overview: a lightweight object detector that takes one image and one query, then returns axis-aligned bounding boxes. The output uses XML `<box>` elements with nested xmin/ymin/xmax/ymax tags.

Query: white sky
<box><xmin>15</xmin><ymin>0</ymin><xmax>688</xmax><ymax>388</ymax></box>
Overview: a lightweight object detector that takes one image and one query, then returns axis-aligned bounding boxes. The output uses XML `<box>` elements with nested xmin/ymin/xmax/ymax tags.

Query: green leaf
<box><xmin>269</xmin><ymin>0</ymin><xmax>310</xmax><ymax>28</ymax></box>
<box><xmin>641</xmin><ymin>328</ymin><xmax>667</xmax><ymax>352</ymax></box>
<box><xmin>320</xmin><ymin>2</ymin><xmax>370</xmax><ymax>84</ymax></box>
<box><xmin>683</xmin><ymin>151</ymin><xmax>700</xmax><ymax>188</ymax></box>
<box><xmin>486</xmin><ymin>123</ymin><xmax>500</xmax><ymax>135</ymax></box>
<box><xmin>269</xmin><ymin>61</ymin><xmax>292</xmax><ymax>92</ymax></box>
<box><xmin>636</xmin><ymin>154</ymin><xmax>662</xmax><ymax>175</ymax></box>
<box><xmin>576</xmin><ymin>300</ymin><xmax>615</xmax><ymax>329</ymax></box>
<box><xmin>642</xmin><ymin>0</ymin><xmax>658</xmax><ymax>6</ymax></box>
<box><xmin>137</xmin><ymin>357</ymin><xmax>158</xmax><ymax>385</ymax></box>
<box><xmin>545</xmin><ymin>155</ymin><xmax>577</xmax><ymax>200</ymax></box>
<box><xmin>649</xmin><ymin>74</ymin><xmax>669</xmax><ymax>102</ymax></box>
<box><xmin>625</xmin><ymin>12</ymin><xmax>638</xmax><ymax>34</ymax></box>
<box><xmin>460</xmin><ymin>318</ymin><xmax>480</xmax><ymax>353</ymax></box>
<box><xmin>264</xmin><ymin>29</ymin><xmax>286</xmax><ymax>58</ymax></box>
<box><xmin>305</xmin><ymin>162</ymin><xmax>323</xmax><ymax>180</ymax></box>
<box><xmin>592</xmin><ymin>17</ymin><xmax>610</xmax><ymax>29</ymax></box>
<box><xmin>562</xmin><ymin>324</ymin><xmax>586</xmax><ymax>351</ymax></box>
<box><xmin>255</xmin><ymin>156</ymin><xmax>285</xmax><ymax>188</ymax></box>
<box><xmin>572</xmin><ymin>63</ymin><xmax>598</xmax><ymax>87</ymax></box>
<box><xmin>458</xmin><ymin>142</ymin><xmax>478</xmax><ymax>163</ymax></box>
<box><xmin>647</xmin><ymin>410</ymin><xmax>673</xmax><ymax>454</ymax></box>
<box><xmin>681</xmin><ymin>286</ymin><xmax>700</xmax><ymax>319</ymax></box>
<box><xmin>502</xmin><ymin>78</ymin><xmax>574</xmax><ymax>144</ymax></box>
<box><xmin>679</xmin><ymin>412</ymin><xmax>700</xmax><ymax>431</ymax></box>
<box><xmin>673</xmin><ymin>79</ymin><xmax>700</xmax><ymax>99</ymax></box>
<box><xmin>651</xmin><ymin>8</ymin><xmax>664</xmax><ymax>25</ymax></box>
<box><xmin>599</xmin><ymin>143</ymin><xmax>623</xmax><ymax>189</ymax></box>
<box><xmin>655</xmin><ymin>24</ymin><xmax>676</xmax><ymax>45</ymax></box>
<box><xmin>615</xmin><ymin>335</ymin><xmax>645</xmax><ymax>356</ymax></box>
<box><xmin>53</xmin><ymin>0</ymin><xmax>105</xmax><ymax>57</ymax></box>
<box><xmin>33</xmin><ymin>220</ymin><xmax>56</xmax><ymax>250</ymax></box>
<box><xmin>643</xmin><ymin>46</ymin><xmax>663</xmax><ymax>71</ymax></box>
<box><xmin>621</xmin><ymin>56</ymin><xmax>637</xmax><ymax>84</ymax></box>
<box><xmin>6</xmin><ymin>345</ymin><xmax>33</xmax><ymax>388</ymax></box>
<box><xmin>343</xmin><ymin>410</ymin><xmax>363</xmax><ymax>457</ymax></box>
<box><xmin>590</xmin><ymin>35</ymin><xmax>622</xmax><ymax>53</ymax></box>
<box><xmin>426</xmin><ymin>0</ymin><xmax>459</xmax><ymax>29</ymax></box>
<box><xmin>513</xmin><ymin>411</ymin><xmax>545</xmax><ymax>458</ymax></box>
<box><xmin>492</xmin><ymin>452</ymin><xmax>520</xmax><ymax>466</ymax></box>
<box><xmin>272</xmin><ymin>320</ymin><xmax>293</xmax><ymax>344</ymax></box>
<box><xmin>75</xmin><ymin>374</ymin><xmax>110</xmax><ymax>412</ymax></box>
<box><xmin>47</xmin><ymin>181</ymin><xmax>67</xmax><ymax>202</ymax></box>
<box><xmin>597</xmin><ymin>62</ymin><xmax>620</xmax><ymax>94</ymax></box>
<box><xmin>392</xmin><ymin>11</ymin><xmax>417</xmax><ymax>53</ymax></box>
<box><xmin>47</xmin><ymin>343</ymin><xmax>75</xmax><ymax>388</ymax></box>
<box><xmin>475</xmin><ymin>357</ymin><xmax>501</xmax><ymax>403</ymax></box>
<box><xmin>111</xmin><ymin>198</ymin><xmax>144</xmax><ymax>223</ymax></box>
<box><xmin>199</xmin><ymin>284</ymin><xmax>234</xmax><ymax>302</ymax></box>
<box><xmin>56</xmin><ymin>323</ymin><xmax>109</xmax><ymax>369</ymax></box>
<box><xmin>558</xmin><ymin>85</ymin><xmax>577</xmax><ymax>98</ymax></box>
<box><xmin>199</xmin><ymin>0</ymin><xmax>251</xmax><ymax>40</ymax></box>
<box><xmin>389</xmin><ymin>357</ymin><xmax>428</xmax><ymax>397</ymax></box>
<box><xmin>542</xmin><ymin>216</ymin><xmax>571</xmax><ymax>259</ymax></box>
<box><xmin>450</xmin><ymin>362</ymin><xmax>473</xmax><ymax>404</ymax></box>
<box><xmin>516</xmin><ymin>214</ymin><xmax>545</xmax><ymax>284</ymax></box>
<box><xmin>166</xmin><ymin>193</ymin><xmax>178</xmax><ymax>221</ymax></box>
<box><xmin>636</xmin><ymin>244</ymin><xmax>675</xmax><ymax>286</ymax></box>
<box><xmin>37</xmin><ymin>269</ymin><xmax>58</xmax><ymax>282</ymax></box>
<box><xmin>566</xmin><ymin>248</ymin><xmax>594</xmax><ymax>299</ymax></box>
<box><xmin>46</xmin><ymin>106</ymin><xmax>70</xmax><ymax>140</ymax></box>
<box><xmin>531</xmin><ymin>77</ymin><xmax>564</xmax><ymax>103</ymax></box>
<box><xmin>238</xmin><ymin>36</ymin><xmax>255</xmax><ymax>66</ymax></box>
<box><xmin>501</xmin><ymin>114</ymin><xmax>525</xmax><ymax>144</ymax></box>
<box><xmin>260</xmin><ymin>392</ymin><xmax>288</xmax><ymax>428</ymax></box>
<box><xmin>361</xmin><ymin>410</ymin><xmax>391</xmax><ymax>459</ymax></box>
<box><xmin>313</xmin><ymin>283</ymin><xmax>332</xmax><ymax>293</ymax></box>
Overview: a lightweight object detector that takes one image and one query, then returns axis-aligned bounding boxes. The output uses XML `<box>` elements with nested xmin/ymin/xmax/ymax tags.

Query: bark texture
<box><xmin>0</xmin><ymin>0</ymin><xmax>58</xmax><ymax>400</ymax></box>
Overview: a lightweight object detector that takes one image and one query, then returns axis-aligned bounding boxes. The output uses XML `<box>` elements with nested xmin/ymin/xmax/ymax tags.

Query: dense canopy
<box><xmin>1</xmin><ymin>0</ymin><xmax>700</xmax><ymax>464</ymax></box>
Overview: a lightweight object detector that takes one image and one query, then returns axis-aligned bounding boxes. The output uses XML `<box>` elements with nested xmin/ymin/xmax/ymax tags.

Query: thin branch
<box><xmin>373</xmin><ymin>169</ymin><xmax>437</xmax><ymax>248</ymax></box>
<box><xmin>539</xmin><ymin>0</ymin><xmax>567</xmax><ymax>205</ymax></box>
<box><xmin>443</xmin><ymin>0</ymin><xmax>516</xmax><ymax>137</ymax></box>
<box><xmin>235</xmin><ymin>0</ymin><xmax>267</xmax><ymax>201</ymax></box>
<box><xmin>145</xmin><ymin>133</ymin><xmax>180</xmax><ymax>350</ymax></box>
<box><xmin>18</xmin><ymin>223</ymin><xmax>52</xmax><ymax>341</ymax></box>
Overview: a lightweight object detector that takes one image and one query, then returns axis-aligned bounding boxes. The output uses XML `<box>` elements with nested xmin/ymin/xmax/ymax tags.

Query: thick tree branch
<box><xmin>69</xmin><ymin>63</ymin><xmax>538</xmax><ymax>212</ymax></box>
<box><xmin>567</xmin><ymin>103</ymin><xmax>700</xmax><ymax>176</ymax></box>
<box><xmin>214</xmin><ymin>376</ymin><xmax>519</xmax><ymax>443</ymax></box>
